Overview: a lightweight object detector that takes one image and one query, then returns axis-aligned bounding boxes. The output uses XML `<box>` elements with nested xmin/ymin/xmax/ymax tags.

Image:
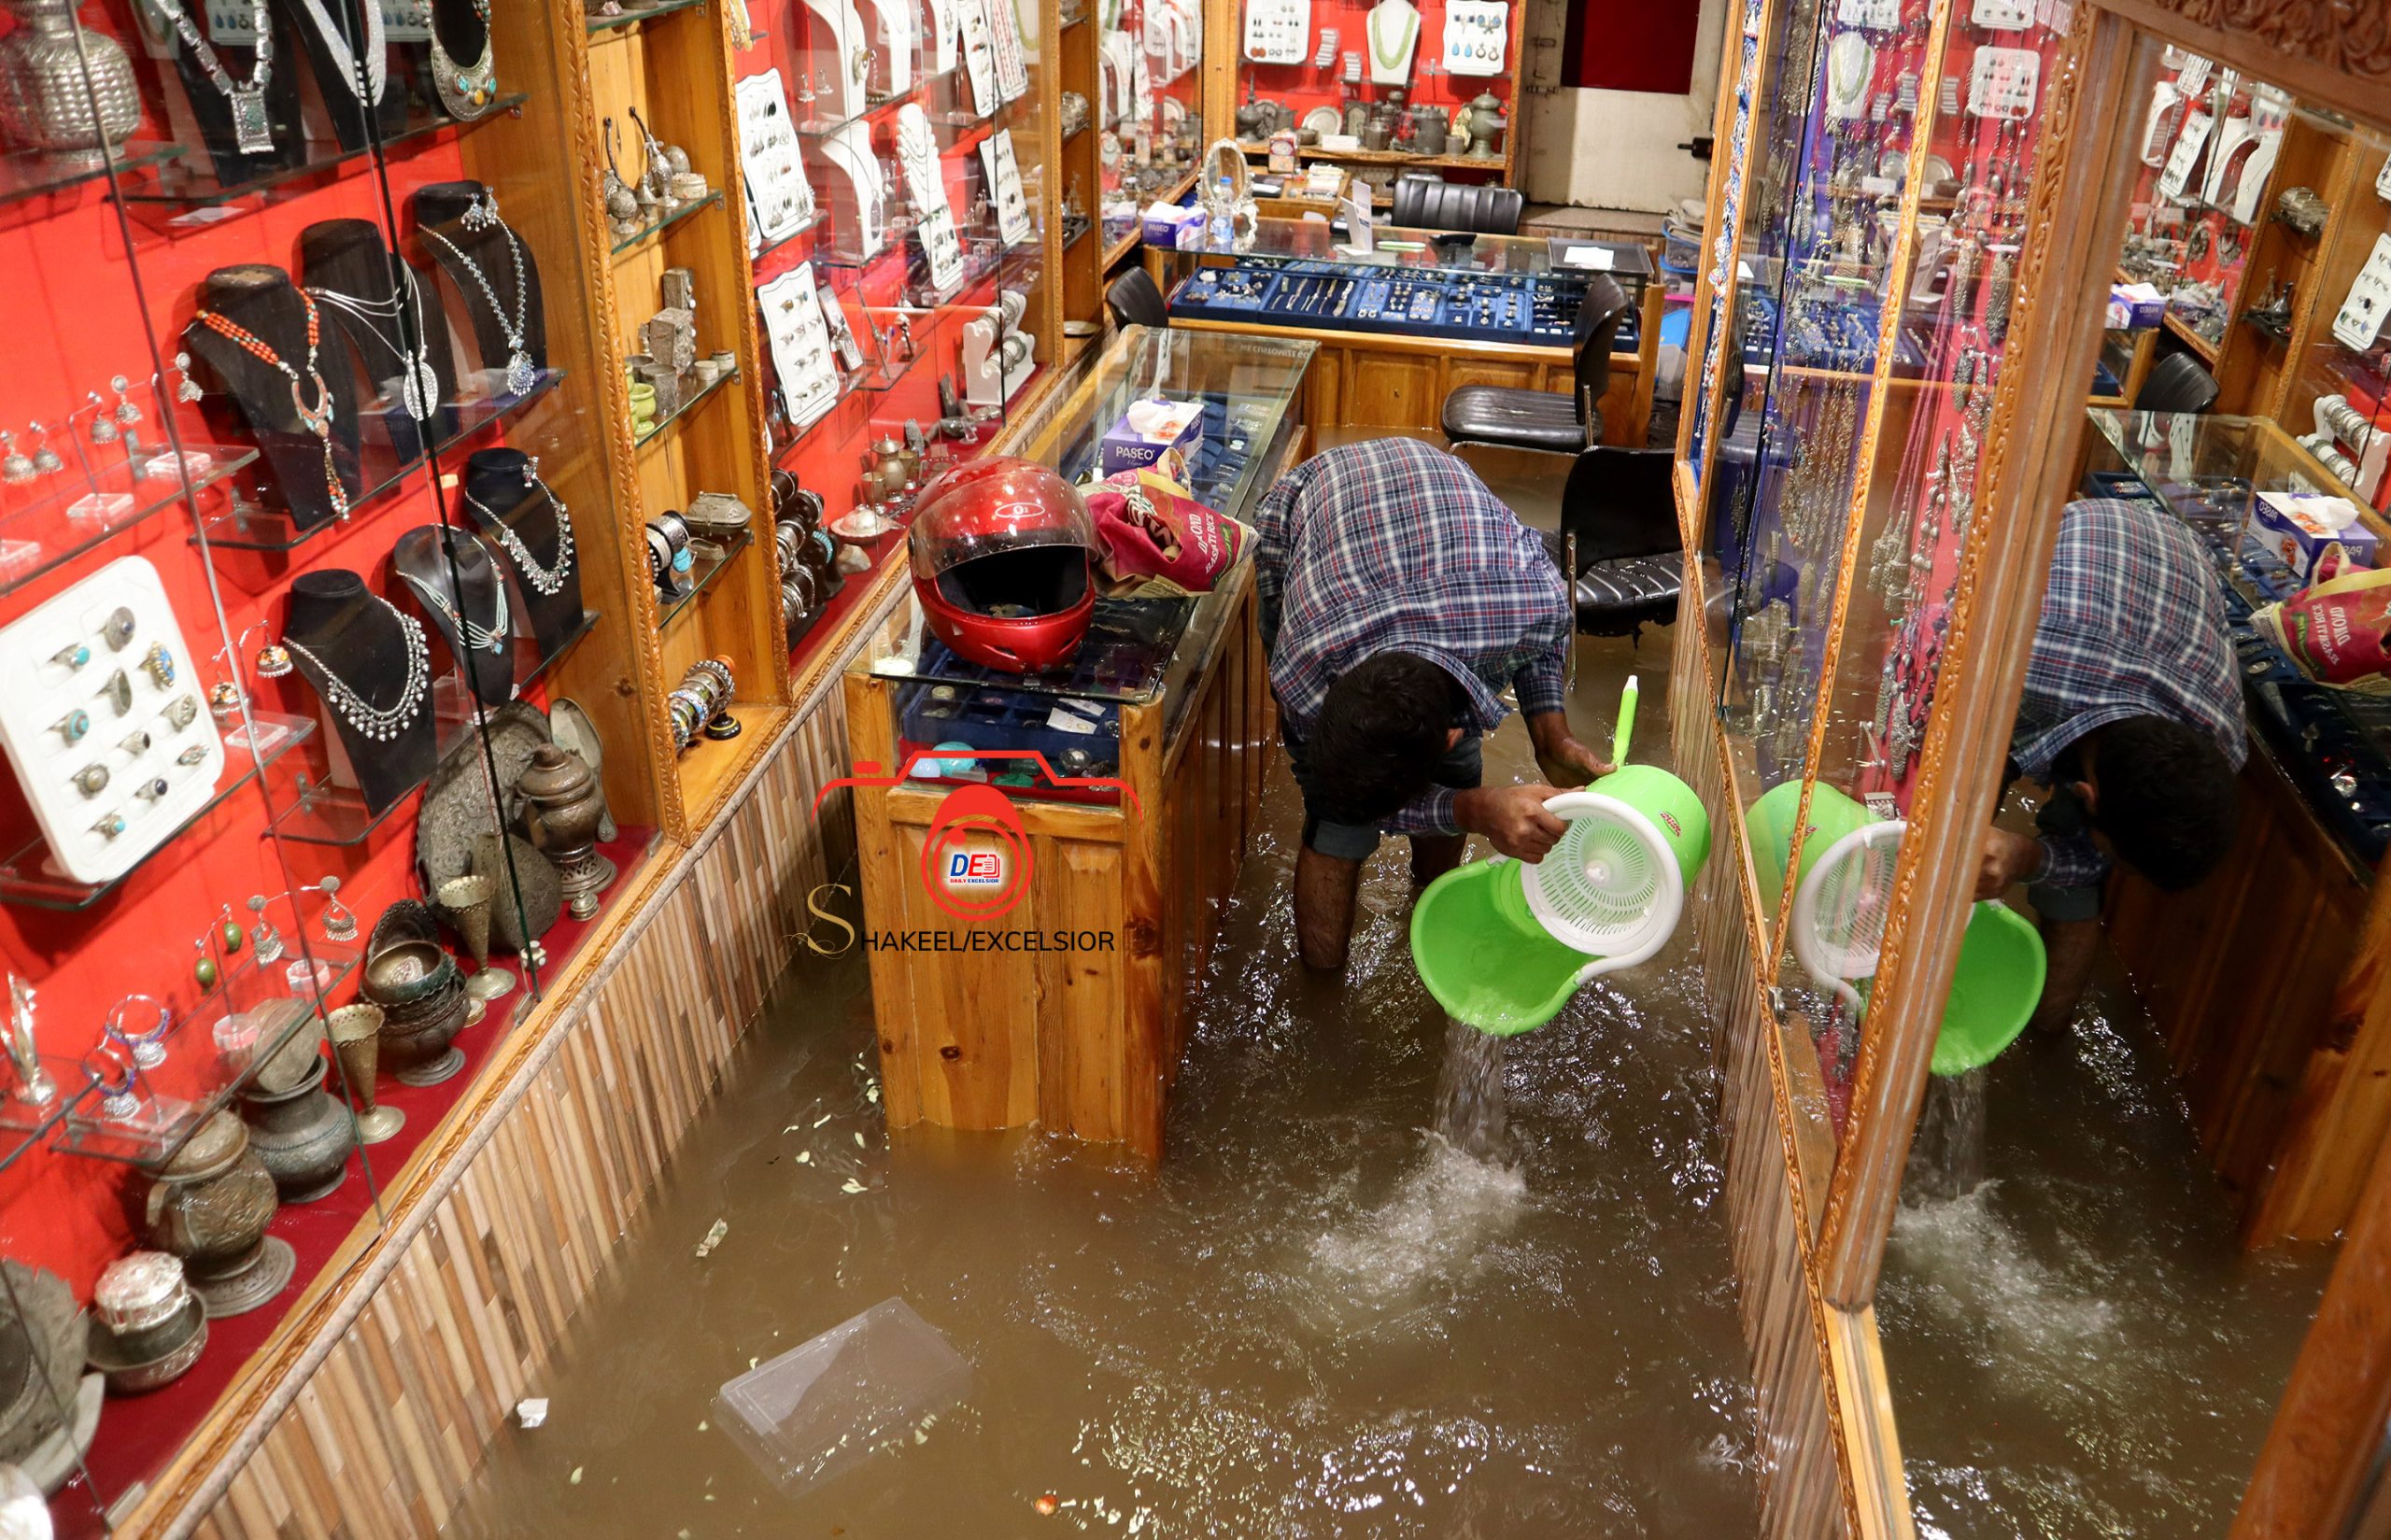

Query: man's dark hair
<box><xmin>1309</xmin><ymin>654</ymin><xmax>1459</xmax><ymax>826</ymax></box>
<box><xmin>2083</xmin><ymin>714</ymin><xmax>2237</xmax><ymax>891</ymax></box>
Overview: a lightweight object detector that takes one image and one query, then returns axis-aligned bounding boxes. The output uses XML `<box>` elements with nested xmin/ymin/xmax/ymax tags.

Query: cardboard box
<box><xmin>2250</xmin><ymin>490</ymin><xmax>2380</xmax><ymax>586</ymax></box>
<box><xmin>2109</xmin><ymin>282</ymin><xmax>2168</xmax><ymax>329</ymax></box>
<box><xmin>1142</xmin><ymin>201</ymin><xmax>1199</xmax><ymax>247</ymax></box>
<box><xmin>1099</xmin><ymin>397</ymin><xmax>1204</xmax><ymax>478</ymax></box>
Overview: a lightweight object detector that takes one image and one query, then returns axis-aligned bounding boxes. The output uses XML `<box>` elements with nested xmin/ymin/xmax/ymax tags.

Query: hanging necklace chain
<box><xmin>464</xmin><ymin>473</ymin><xmax>575</xmax><ymax>597</ymax></box>
<box><xmin>293</xmin><ymin>0</ymin><xmax>386</xmax><ymax>103</ymax></box>
<box><xmin>423</xmin><ymin>223</ymin><xmax>526</xmax><ymax>352</ymax></box>
<box><xmin>1367</xmin><ymin>3</ymin><xmax>1416</xmax><ymax>70</ymax></box>
<box><xmin>308</xmin><ymin>266</ymin><xmax>438</xmax><ymax>419</ymax></box>
<box><xmin>153</xmin><ymin>0</ymin><xmax>272</xmax><ymax>94</ymax></box>
<box><xmin>406</xmin><ymin>559</ymin><xmax>510</xmax><ymax>652</ymax></box>
<box><xmin>285</xmin><ymin>600</ymin><xmax>430</xmax><ymax>742</ymax></box>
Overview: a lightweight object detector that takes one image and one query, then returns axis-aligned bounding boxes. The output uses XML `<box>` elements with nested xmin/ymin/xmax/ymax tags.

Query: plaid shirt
<box><xmin>1254</xmin><ymin>438</ymin><xmax>1570</xmax><ymax>835</ymax></box>
<box><xmin>2014</xmin><ymin>497</ymin><xmax>2246</xmax><ymax>891</ymax></box>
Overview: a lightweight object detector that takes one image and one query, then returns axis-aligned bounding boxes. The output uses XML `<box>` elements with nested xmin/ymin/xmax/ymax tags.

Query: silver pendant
<box><xmin>229</xmin><ymin>85</ymin><xmax>273</xmax><ymax>154</ymax></box>
<box><xmin>506</xmin><ymin>350</ymin><xmax>535</xmax><ymax>396</ymax></box>
<box><xmin>403</xmin><ymin>354</ymin><xmax>438</xmax><ymax>420</ymax></box>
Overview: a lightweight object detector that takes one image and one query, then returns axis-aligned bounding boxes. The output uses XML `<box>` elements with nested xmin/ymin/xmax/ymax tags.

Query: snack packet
<box><xmin>1082</xmin><ymin>468</ymin><xmax>1252</xmax><ymax>597</ymax></box>
<box><xmin>2251</xmin><ymin>566</ymin><xmax>2391</xmax><ymax>694</ymax></box>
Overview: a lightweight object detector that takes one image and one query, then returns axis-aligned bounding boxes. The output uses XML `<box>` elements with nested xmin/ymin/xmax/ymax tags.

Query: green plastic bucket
<box><xmin>1746</xmin><ymin>779</ymin><xmax>1874</xmax><ymax>912</ymax></box>
<box><xmin>1930</xmin><ymin>901</ymin><xmax>2047</xmax><ymax>1076</ymax></box>
<box><xmin>1410</xmin><ymin>761</ymin><xmax>1713</xmax><ymax>1038</ymax></box>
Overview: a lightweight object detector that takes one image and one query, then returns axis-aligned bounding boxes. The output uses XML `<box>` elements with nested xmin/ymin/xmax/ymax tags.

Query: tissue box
<box><xmin>1142</xmin><ymin>201</ymin><xmax>1198</xmax><ymax>246</ymax></box>
<box><xmin>2251</xmin><ymin>490</ymin><xmax>2379</xmax><ymax>586</ymax></box>
<box><xmin>2109</xmin><ymin>283</ymin><xmax>2167</xmax><ymax>329</ymax></box>
<box><xmin>1100</xmin><ymin>397</ymin><xmax>1204</xmax><ymax>477</ymax></box>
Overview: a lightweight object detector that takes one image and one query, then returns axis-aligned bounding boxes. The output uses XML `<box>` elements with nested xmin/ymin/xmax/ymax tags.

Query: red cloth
<box><xmin>1086</xmin><ymin>470</ymin><xmax>1251</xmax><ymax>593</ymax></box>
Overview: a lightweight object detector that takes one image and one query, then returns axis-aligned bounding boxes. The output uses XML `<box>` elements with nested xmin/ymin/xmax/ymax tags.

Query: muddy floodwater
<box><xmin>449</xmin><ymin>654</ymin><xmax>1761</xmax><ymax>1538</ymax></box>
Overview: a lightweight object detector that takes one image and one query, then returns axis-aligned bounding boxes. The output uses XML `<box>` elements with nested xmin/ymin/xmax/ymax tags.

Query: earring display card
<box><xmin>0</xmin><ymin>558</ymin><xmax>226</xmax><ymax>884</ymax></box>
<box><xmin>818</xmin><ymin>283</ymin><xmax>866</xmax><ymax>373</ymax></box>
<box><xmin>1966</xmin><ymin>44</ymin><xmax>2040</xmax><ymax>120</ymax></box>
<box><xmin>927</xmin><ymin>0</ymin><xmax>957</xmax><ymax>70</ymax></box>
<box><xmin>983</xmin><ymin>129</ymin><xmax>1033</xmax><ymax>247</ymax></box>
<box><xmin>1242</xmin><ymin>0</ymin><xmax>1309</xmax><ymax>64</ymax></box>
<box><xmin>2332</xmin><ymin>234</ymin><xmax>2391</xmax><ymax>353</ymax></box>
<box><xmin>761</xmin><ymin>266</ymin><xmax>842</xmax><ymax>428</ymax></box>
<box><xmin>738</xmin><ymin>71</ymin><xmax>820</xmax><ymax>248</ymax></box>
<box><xmin>1440</xmin><ymin>0</ymin><xmax>1506</xmax><ymax>76</ymax></box>
<box><xmin>988</xmin><ymin>0</ymin><xmax>1030</xmax><ymax>102</ymax></box>
<box><xmin>958</xmin><ymin>0</ymin><xmax>1000</xmax><ymax>115</ymax></box>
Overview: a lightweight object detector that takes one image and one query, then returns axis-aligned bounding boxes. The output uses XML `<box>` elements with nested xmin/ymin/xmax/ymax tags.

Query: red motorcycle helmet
<box><xmin>909</xmin><ymin>456</ymin><xmax>1098</xmax><ymax>672</ymax></box>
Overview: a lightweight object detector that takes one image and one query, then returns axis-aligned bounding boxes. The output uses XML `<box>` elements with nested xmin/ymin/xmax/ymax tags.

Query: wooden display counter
<box><xmin>1159</xmin><ymin>221</ymin><xmax>1665</xmax><ymax>447</ymax></box>
<box><xmin>842</xmin><ymin>327</ymin><xmax>1314</xmax><ymax>1159</ymax></box>
<box><xmin>2086</xmin><ymin>410</ymin><xmax>2391</xmax><ymax>1245</ymax></box>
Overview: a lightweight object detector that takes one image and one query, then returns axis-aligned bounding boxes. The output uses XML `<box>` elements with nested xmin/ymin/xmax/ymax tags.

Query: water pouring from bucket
<box><xmin>1409</xmin><ymin>678</ymin><xmax>1714</xmax><ymax>1037</ymax></box>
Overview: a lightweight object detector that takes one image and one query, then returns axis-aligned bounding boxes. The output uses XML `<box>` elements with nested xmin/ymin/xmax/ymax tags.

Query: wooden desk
<box><xmin>842</xmin><ymin>327</ymin><xmax>1313</xmax><ymax>1159</ymax></box>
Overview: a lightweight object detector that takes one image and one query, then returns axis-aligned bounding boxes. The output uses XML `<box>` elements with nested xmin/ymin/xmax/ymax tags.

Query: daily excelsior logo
<box><xmin>815</xmin><ymin>750</ymin><xmax>1142</xmax><ymax>922</ymax></box>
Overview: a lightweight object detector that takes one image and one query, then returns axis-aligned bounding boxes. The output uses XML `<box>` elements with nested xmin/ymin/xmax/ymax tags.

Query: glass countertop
<box><xmin>2086</xmin><ymin>410</ymin><xmax>2370</xmax><ymax>511</ymax></box>
<box><xmin>851</xmin><ymin>326</ymin><xmax>1314</xmax><ymax>709</ymax></box>
<box><xmin>1180</xmin><ymin>219</ymin><xmax>1653</xmax><ymax>283</ymax></box>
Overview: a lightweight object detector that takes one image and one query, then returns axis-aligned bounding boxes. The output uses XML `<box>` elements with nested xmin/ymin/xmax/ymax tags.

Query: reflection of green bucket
<box><xmin>1747</xmin><ymin>780</ymin><xmax>1874</xmax><ymax>911</ymax></box>
<box><xmin>1931</xmin><ymin>901</ymin><xmax>2047</xmax><ymax>1076</ymax></box>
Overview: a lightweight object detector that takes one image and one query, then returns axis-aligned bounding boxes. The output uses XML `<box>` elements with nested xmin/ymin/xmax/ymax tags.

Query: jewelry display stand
<box><xmin>798</xmin><ymin>0</ymin><xmax>870</xmax><ymax>121</ymax></box>
<box><xmin>735</xmin><ymin>69</ymin><xmax>817</xmax><ymax>249</ymax></box>
<box><xmin>455</xmin><ymin>447</ymin><xmax>585</xmax><ymax>655</ymax></box>
<box><xmin>390</xmin><ymin>526</ymin><xmax>516</xmax><ymax>706</ymax></box>
<box><xmin>181</xmin><ymin>264</ymin><xmax>364</xmax><ymax>532</ymax></box>
<box><xmin>265</xmin><ymin>0</ymin><xmax>405</xmax><ymax>152</ymax></box>
<box><xmin>298</xmin><ymin>217</ymin><xmax>460</xmax><ymax>459</ymax></box>
<box><xmin>278</xmin><ymin>568</ymin><xmax>437</xmax><ymax>816</ymax></box>
<box><xmin>133</xmin><ymin>0</ymin><xmax>308</xmax><ymax>183</ymax></box>
<box><xmin>409</xmin><ymin>181</ymin><xmax>549</xmax><ymax>398</ymax></box>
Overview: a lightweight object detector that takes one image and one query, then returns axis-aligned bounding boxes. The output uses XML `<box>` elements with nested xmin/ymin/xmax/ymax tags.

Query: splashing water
<box><xmin>1903</xmin><ymin>1067</ymin><xmax>1987</xmax><ymax>1203</ymax></box>
<box><xmin>1433</xmin><ymin>1014</ymin><xmax>1511</xmax><ymax>1161</ymax></box>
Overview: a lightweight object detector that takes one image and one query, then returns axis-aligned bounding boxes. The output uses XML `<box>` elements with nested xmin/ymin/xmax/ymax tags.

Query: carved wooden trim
<box><xmin>2093</xmin><ymin>0</ymin><xmax>2391</xmax><ymax>123</ymax></box>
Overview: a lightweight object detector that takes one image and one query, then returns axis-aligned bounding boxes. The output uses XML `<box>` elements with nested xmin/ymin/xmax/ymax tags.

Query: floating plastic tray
<box><xmin>714</xmin><ymin>1297</ymin><xmax>971</xmax><ymax>1501</ymax></box>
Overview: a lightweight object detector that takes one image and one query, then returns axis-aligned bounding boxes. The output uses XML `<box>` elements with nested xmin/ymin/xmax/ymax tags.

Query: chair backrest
<box><xmin>2135</xmin><ymin>350</ymin><xmax>2220</xmax><ymax>414</ymax></box>
<box><xmin>1390</xmin><ymin>180</ymin><xmax>1525</xmax><ymax>235</ymax></box>
<box><xmin>1560</xmin><ymin>445</ymin><xmax>1681</xmax><ymax>566</ymax></box>
<box><xmin>1107</xmin><ymin>268</ymin><xmax>1169</xmax><ymax>330</ymax></box>
<box><xmin>1572</xmin><ymin>273</ymin><xmax>1633</xmax><ymax>429</ymax></box>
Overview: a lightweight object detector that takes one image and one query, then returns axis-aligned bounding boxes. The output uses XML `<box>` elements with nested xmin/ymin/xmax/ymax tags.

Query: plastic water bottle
<box><xmin>1209</xmin><ymin>175</ymin><xmax>1236</xmax><ymax>249</ymax></box>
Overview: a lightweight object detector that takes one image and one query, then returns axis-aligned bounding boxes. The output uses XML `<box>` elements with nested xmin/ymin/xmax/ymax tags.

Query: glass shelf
<box><xmin>636</xmin><ymin>365</ymin><xmax>740</xmax><ymax>452</ymax></box>
<box><xmin>0</xmin><ymin>442</ymin><xmax>255</xmax><ymax>600</ymax></box>
<box><xmin>753</xmin><ymin>210</ymin><xmax>825</xmax><ymax>263</ymax></box>
<box><xmin>658</xmin><ymin>529</ymin><xmax>753</xmax><ymax>631</ymax></box>
<box><xmin>50</xmin><ymin>936</ymin><xmax>364</xmax><ymax>1168</ymax></box>
<box><xmin>0</xmin><ymin>1059</ymin><xmax>92</xmax><ymax>1180</ymax></box>
<box><xmin>118</xmin><ymin>95</ymin><xmax>529</xmax><ymax>214</ymax></box>
<box><xmin>189</xmin><ymin>369</ymin><xmax>565</xmax><ymax>552</ymax></box>
<box><xmin>778</xmin><ymin>365</ymin><xmax>860</xmax><ymax>442</ymax></box>
<box><xmin>587</xmin><ymin>0</ymin><xmax>707</xmax><ymax>32</ymax></box>
<box><xmin>612</xmin><ymin>190</ymin><xmax>724</xmax><ymax>257</ymax></box>
<box><xmin>0</xmin><ymin>140</ymin><xmax>181</xmax><ymax>208</ymax></box>
<box><xmin>264</xmin><ymin>671</ymin><xmax>477</xmax><ymax>847</ymax></box>
<box><xmin>517</xmin><ymin>609</ymin><xmax>601</xmax><ymax>690</ymax></box>
<box><xmin>0</xmin><ymin>710</ymin><xmax>316</xmax><ymax>911</ymax></box>
<box><xmin>795</xmin><ymin>67</ymin><xmax>960</xmax><ymax>139</ymax></box>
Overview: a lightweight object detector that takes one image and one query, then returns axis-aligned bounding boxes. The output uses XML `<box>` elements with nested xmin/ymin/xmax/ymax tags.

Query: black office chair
<box><xmin>2134</xmin><ymin>350</ymin><xmax>2220</xmax><ymax>414</ymax></box>
<box><xmin>1107</xmin><ymin>268</ymin><xmax>1169</xmax><ymax>330</ymax></box>
<box><xmin>1439</xmin><ymin>273</ymin><xmax>1632</xmax><ymax>453</ymax></box>
<box><xmin>1390</xmin><ymin>179</ymin><xmax>1524</xmax><ymax>235</ymax></box>
<box><xmin>1558</xmin><ymin>445</ymin><xmax>1681</xmax><ymax>637</ymax></box>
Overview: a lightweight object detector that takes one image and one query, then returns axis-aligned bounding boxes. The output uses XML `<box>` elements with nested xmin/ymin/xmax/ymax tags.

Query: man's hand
<box><xmin>1976</xmin><ymin>827</ymin><xmax>2044</xmax><ymax>900</ymax></box>
<box><xmin>1526</xmin><ymin>712</ymin><xmax>1611</xmax><ymax>789</ymax></box>
<box><xmin>1456</xmin><ymin>784</ymin><xmax>1571</xmax><ymax>862</ymax></box>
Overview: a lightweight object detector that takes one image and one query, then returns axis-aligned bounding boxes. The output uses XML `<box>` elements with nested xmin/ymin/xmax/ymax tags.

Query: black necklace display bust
<box><xmin>299</xmin><ymin>217</ymin><xmax>460</xmax><ymax>460</ymax></box>
<box><xmin>149</xmin><ymin>0</ymin><xmax>306</xmax><ymax>182</ymax></box>
<box><xmin>183</xmin><ymin>264</ymin><xmax>364</xmax><ymax>533</ymax></box>
<box><xmin>390</xmin><ymin>525</ymin><xmax>516</xmax><ymax>706</ymax></box>
<box><xmin>267</xmin><ymin>0</ymin><xmax>405</xmax><ymax>152</ymax></box>
<box><xmin>457</xmin><ymin>447</ymin><xmax>587</xmax><ymax>656</ymax></box>
<box><xmin>410</xmin><ymin>180</ymin><xmax>547</xmax><ymax>398</ymax></box>
<box><xmin>281</xmin><ymin>569</ymin><xmax>438</xmax><ymax>815</ymax></box>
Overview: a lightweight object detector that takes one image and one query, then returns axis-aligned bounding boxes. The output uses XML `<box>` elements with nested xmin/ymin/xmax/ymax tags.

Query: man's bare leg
<box><xmin>1409</xmin><ymin>832</ymin><xmax>1466</xmax><ymax>889</ymax></box>
<box><xmin>1295</xmin><ymin>844</ymin><xmax>1365</xmax><ymax>971</ymax></box>
<box><xmin>2030</xmin><ymin>916</ymin><xmax>2101</xmax><ymax>1037</ymax></box>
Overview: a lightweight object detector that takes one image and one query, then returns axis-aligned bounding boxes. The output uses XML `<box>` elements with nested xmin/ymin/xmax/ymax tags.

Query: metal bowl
<box><xmin>85</xmin><ymin>1293</ymin><xmax>205</xmax><ymax>1395</ymax></box>
<box><xmin>362</xmin><ymin>940</ymin><xmax>455</xmax><ymax>1008</ymax></box>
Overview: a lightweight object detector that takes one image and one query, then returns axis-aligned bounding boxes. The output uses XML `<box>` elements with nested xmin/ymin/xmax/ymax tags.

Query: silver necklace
<box><xmin>153</xmin><ymin>0</ymin><xmax>275</xmax><ymax>154</ymax></box>
<box><xmin>293</xmin><ymin>0</ymin><xmax>387</xmax><ymax>105</ymax></box>
<box><xmin>429</xmin><ymin>0</ymin><xmax>495</xmax><ymax>120</ymax></box>
<box><xmin>308</xmin><ymin>268</ymin><xmax>437</xmax><ymax>419</ymax></box>
<box><xmin>466</xmin><ymin>471</ymin><xmax>575</xmax><ymax>596</ymax></box>
<box><xmin>424</xmin><ymin>222</ymin><xmax>533</xmax><ymax>395</ymax></box>
<box><xmin>285</xmin><ymin>601</ymin><xmax>430</xmax><ymax>742</ymax></box>
<box><xmin>405</xmin><ymin>562</ymin><xmax>509</xmax><ymax>652</ymax></box>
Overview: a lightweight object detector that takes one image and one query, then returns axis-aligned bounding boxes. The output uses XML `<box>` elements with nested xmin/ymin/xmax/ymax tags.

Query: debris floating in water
<box><xmin>695</xmin><ymin>1220</ymin><xmax>729</xmax><ymax>1259</ymax></box>
<box><xmin>1035</xmin><ymin>1494</ymin><xmax>1060</xmax><ymax>1515</ymax></box>
<box><xmin>568</xmin><ymin>1467</ymin><xmax>582</xmax><ymax>1486</ymax></box>
<box><xmin>842</xmin><ymin>1179</ymin><xmax>867</xmax><ymax>1194</ymax></box>
<box><xmin>515</xmin><ymin>1398</ymin><xmax>547</xmax><ymax>1429</ymax></box>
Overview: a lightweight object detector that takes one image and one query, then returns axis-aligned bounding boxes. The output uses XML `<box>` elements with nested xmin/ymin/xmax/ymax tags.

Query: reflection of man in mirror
<box><xmin>1974</xmin><ymin>495</ymin><xmax>2245</xmax><ymax>1035</ymax></box>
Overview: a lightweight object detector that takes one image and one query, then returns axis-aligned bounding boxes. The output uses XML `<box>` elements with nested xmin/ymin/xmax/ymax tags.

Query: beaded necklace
<box><xmin>193</xmin><ymin>291</ymin><xmax>349</xmax><ymax>516</ymax></box>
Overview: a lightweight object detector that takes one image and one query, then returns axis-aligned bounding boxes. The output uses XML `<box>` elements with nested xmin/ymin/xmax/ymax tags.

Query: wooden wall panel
<box><xmin>164</xmin><ymin>684</ymin><xmax>867</xmax><ymax>1540</ymax></box>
